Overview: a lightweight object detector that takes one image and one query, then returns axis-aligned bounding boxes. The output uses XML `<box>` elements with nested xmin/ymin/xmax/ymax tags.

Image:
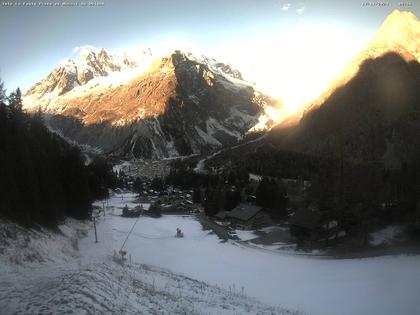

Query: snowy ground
<box><xmin>232</xmin><ymin>226</ymin><xmax>300</xmax><ymax>253</ymax></box>
<box><xmin>2</xmin><ymin>192</ymin><xmax>420</xmax><ymax>315</ymax></box>
<box><xmin>369</xmin><ymin>225</ymin><xmax>405</xmax><ymax>246</ymax></box>
<box><xmin>1</xmin><ymin>259</ymin><xmax>289</xmax><ymax>315</ymax></box>
<box><xmin>94</xmin><ymin>193</ymin><xmax>420</xmax><ymax>315</ymax></box>
<box><xmin>0</xmin><ymin>194</ymin><xmax>297</xmax><ymax>315</ymax></box>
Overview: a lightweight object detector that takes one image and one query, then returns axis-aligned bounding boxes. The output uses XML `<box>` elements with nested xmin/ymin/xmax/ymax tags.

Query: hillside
<box><xmin>269</xmin><ymin>10</ymin><xmax>420</xmax><ymax>161</ymax></box>
<box><xmin>199</xmin><ymin>10</ymin><xmax>420</xmax><ymax>173</ymax></box>
<box><xmin>272</xmin><ymin>52</ymin><xmax>420</xmax><ymax>163</ymax></box>
<box><xmin>301</xmin><ymin>10</ymin><xmax>420</xmax><ymax>117</ymax></box>
<box><xmin>0</xmin><ymin>100</ymin><xmax>115</xmax><ymax>227</ymax></box>
<box><xmin>0</xmin><ymin>217</ymin><xmax>297</xmax><ymax>315</ymax></box>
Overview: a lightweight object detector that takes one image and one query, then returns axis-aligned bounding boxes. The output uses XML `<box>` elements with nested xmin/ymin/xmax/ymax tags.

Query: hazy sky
<box><xmin>0</xmin><ymin>0</ymin><xmax>419</xmax><ymax>108</ymax></box>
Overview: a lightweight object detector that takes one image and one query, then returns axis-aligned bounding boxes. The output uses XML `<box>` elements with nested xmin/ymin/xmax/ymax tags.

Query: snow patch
<box><xmin>206</xmin><ymin>117</ymin><xmax>241</xmax><ymax>139</ymax></box>
<box><xmin>235</xmin><ymin>229</ymin><xmax>258</xmax><ymax>241</ymax></box>
<box><xmin>194</xmin><ymin>126</ymin><xmax>222</xmax><ymax>146</ymax></box>
<box><xmin>370</xmin><ymin>225</ymin><xmax>404</xmax><ymax>246</ymax></box>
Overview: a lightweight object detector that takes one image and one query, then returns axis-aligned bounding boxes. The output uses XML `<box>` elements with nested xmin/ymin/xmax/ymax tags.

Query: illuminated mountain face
<box><xmin>267</xmin><ymin>11</ymin><xmax>420</xmax><ymax>164</ymax></box>
<box><xmin>271</xmin><ymin>51</ymin><xmax>420</xmax><ymax>166</ymax></box>
<box><xmin>23</xmin><ymin>50</ymin><xmax>279</xmax><ymax>158</ymax></box>
<box><xmin>22</xmin><ymin>47</ymin><xmax>153</xmax><ymax>112</ymax></box>
<box><xmin>302</xmin><ymin>10</ymin><xmax>420</xmax><ymax>117</ymax></box>
<box><xmin>21</xmin><ymin>10</ymin><xmax>419</xmax><ymax>159</ymax></box>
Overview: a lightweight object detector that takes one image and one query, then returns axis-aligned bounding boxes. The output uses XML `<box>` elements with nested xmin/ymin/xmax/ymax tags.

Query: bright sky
<box><xmin>0</xmin><ymin>0</ymin><xmax>419</xmax><ymax>111</ymax></box>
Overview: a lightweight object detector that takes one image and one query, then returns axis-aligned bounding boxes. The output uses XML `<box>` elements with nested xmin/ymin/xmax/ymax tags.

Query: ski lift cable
<box><xmin>113</xmin><ymin>228</ymin><xmax>174</xmax><ymax>239</ymax></box>
<box><xmin>113</xmin><ymin>227</ymin><xmax>205</xmax><ymax>240</ymax></box>
<box><xmin>119</xmin><ymin>208</ymin><xmax>145</xmax><ymax>252</ymax></box>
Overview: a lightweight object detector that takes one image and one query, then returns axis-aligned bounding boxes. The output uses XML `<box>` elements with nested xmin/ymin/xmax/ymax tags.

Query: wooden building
<box><xmin>216</xmin><ymin>204</ymin><xmax>270</xmax><ymax>230</ymax></box>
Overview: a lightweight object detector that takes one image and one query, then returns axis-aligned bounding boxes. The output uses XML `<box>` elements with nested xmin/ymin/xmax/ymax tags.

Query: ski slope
<box><xmin>96</xmin><ymin>192</ymin><xmax>420</xmax><ymax>315</ymax></box>
<box><xmin>0</xmin><ymin>213</ymin><xmax>296</xmax><ymax>315</ymax></box>
<box><xmin>1</xmin><ymin>191</ymin><xmax>420</xmax><ymax>315</ymax></box>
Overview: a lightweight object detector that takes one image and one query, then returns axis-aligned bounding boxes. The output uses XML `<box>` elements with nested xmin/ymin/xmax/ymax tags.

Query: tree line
<box><xmin>0</xmin><ymin>80</ymin><xmax>116</xmax><ymax>227</ymax></box>
<box><xmin>165</xmin><ymin>159</ymin><xmax>288</xmax><ymax>218</ymax></box>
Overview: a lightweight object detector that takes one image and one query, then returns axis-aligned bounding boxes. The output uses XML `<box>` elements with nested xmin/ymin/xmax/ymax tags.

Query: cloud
<box><xmin>281</xmin><ymin>3</ymin><xmax>291</xmax><ymax>11</ymax></box>
<box><xmin>72</xmin><ymin>45</ymin><xmax>97</xmax><ymax>55</ymax></box>
<box><xmin>296</xmin><ymin>5</ymin><xmax>305</xmax><ymax>14</ymax></box>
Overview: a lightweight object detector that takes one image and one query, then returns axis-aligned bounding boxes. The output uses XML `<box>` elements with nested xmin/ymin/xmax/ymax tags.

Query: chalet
<box><xmin>249</xmin><ymin>173</ymin><xmax>263</xmax><ymax>183</ymax></box>
<box><xmin>217</xmin><ymin>204</ymin><xmax>270</xmax><ymax>230</ymax></box>
<box><xmin>161</xmin><ymin>203</ymin><xmax>189</xmax><ymax>214</ymax></box>
<box><xmin>215</xmin><ymin>211</ymin><xmax>228</xmax><ymax>220</ymax></box>
<box><xmin>289</xmin><ymin>208</ymin><xmax>322</xmax><ymax>242</ymax></box>
<box><xmin>121</xmin><ymin>205</ymin><xmax>144</xmax><ymax>218</ymax></box>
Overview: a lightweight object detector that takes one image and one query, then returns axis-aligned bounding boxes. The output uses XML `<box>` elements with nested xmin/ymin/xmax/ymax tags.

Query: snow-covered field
<box><xmin>2</xmin><ymin>191</ymin><xmax>420</xmax><ymax>315</ymax></box>
<box><xmin>0</xmin><ymin>218</ymin><xmax>295</xmax><ymax>314</ymax></box>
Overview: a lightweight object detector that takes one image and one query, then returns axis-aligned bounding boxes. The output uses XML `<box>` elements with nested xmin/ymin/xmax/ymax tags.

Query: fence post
<box><xmin>93</xmin><ymin>215</ymin><xmax>98</xmax><ymax>243</ymax></box>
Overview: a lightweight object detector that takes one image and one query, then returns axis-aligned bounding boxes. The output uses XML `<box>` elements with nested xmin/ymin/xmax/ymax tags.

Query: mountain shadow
<box><xmin>271</xmin><ymin>52</ymin><xmax>420</xmax><ymax>165</ymax></box>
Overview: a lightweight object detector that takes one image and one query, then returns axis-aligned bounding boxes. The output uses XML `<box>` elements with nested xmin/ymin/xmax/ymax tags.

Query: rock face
<box><xmin>24</xmin><ymin>49</ymin><xmax>278</xmax><ymax>159</ymax></box>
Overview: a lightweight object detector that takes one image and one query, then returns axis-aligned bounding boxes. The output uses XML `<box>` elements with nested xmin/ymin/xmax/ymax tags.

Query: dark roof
<box><xmin>215</xmin><ymin>211</ymin><xmax>228</xmax><ymax>219</ymax></box>
<box><xmin>226</xmin><ymin>204</ymin><xmax>263</xmax><ymax>222</ymax></box>
<box><xmin>289</xmin><ymin>208</ymin><xmax>321</xmax><ymax>229</ymax></box>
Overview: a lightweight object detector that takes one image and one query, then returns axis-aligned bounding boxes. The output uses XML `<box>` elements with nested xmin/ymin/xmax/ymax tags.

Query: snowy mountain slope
<box><xmin>24</xmin><ymin>49</ymin><xmax>280</xmax><ymax>159</ymax></box>
<box><xmin>23</xmin><ymin>47</ymin><xmax>153</xmax><ymax>110</ymax></box>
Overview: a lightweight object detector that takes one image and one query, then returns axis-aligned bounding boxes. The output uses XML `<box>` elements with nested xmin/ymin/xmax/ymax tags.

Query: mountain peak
<box><xmin>58</xmin><ymin>58</ymin><xmax>76</xmax><ymax>69</ymax></box>
<box><xmin>97</xmin><ymin>48</ymin><xmax>110</xmax><ymax>60</ymax></box>
<box><xmin>300</xmin><ymin>10</ymin><xmax>419</xmax><ymax>120</ymax></box>
<box><xmin>378</xmin><ymin>10</ymin><xmax>419</xmax><ymax>36</ymax></box>
<box><xmin>382</xmin><ymin>9</ymin><xmax>418</xmax><ymax>25</ymax></box>
<box><xmin>371</xmin><ymin>10</ymin><xmax>420</xmax><ymax>60</ymax></box>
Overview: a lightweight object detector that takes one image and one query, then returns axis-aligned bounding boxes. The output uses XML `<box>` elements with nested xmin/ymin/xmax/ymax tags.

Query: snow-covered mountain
<box><xmin>24</xmin><ymin>47</ymin><xmax>153</xmax><ymax>104</ymax></box>
<box><xmin>23</xmin><ymin>48</ymin><xmax>280</xmax><ymax>159</ymax></box>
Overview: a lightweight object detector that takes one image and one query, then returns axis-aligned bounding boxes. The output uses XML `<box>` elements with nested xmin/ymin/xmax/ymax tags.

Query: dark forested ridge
<box><xmin>271</xmin><ymin>53</ymin><xmax>420</xmax><ymax>162</ymax></box>
<box><xmin>0</xmin><ymin>81</ymin><xmax>116</xmax><ymax>227</ymax></box>
<box><xmin>265</xmin><ymin>53</ymin><xmax>420</xmax><ymax>241</ymax></box>
<box><xmin>183</xmin><ymin>52</ymin><xmax>420</xmax><ymax>245</ymax></box>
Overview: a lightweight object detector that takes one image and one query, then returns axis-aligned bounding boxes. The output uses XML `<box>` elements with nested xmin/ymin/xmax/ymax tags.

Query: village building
<box><xmin>289</xmin><ymin>208</ymin><xmax>322</xmax><ymax>242</ymax></box>
<box><xmin>121</xmin><ymin>205</ymin><xmax>144</xmax><ymax>218</ymax></box>
<box><xmin>216</xmin><ymin>204</ymin><xmax>270</xmax><ymax>230</ymax></box>
<box><xmin>289</xmin><ymin>208</ymin><xmax>344</xmax><ymax>245</ymax></box>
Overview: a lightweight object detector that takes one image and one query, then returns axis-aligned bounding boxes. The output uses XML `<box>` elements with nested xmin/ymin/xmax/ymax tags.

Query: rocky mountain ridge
<box><xmin>24</xmin><ymin>49</ymin><xmax>280</xmax><ymax>159</ymax></box>
<box><xmin>23</xmin><ymin>47</ymin><xmax>153</xmax><ymax>111</ymax></box>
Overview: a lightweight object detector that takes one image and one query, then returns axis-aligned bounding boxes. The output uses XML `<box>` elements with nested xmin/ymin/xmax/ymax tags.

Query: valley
<box><xmin>1</xmin><ymin>3</ymin><xmax>420</xmax><ymax>315</ymax></box>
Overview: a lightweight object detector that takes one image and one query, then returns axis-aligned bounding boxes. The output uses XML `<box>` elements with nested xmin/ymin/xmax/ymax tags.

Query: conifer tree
<box><xmin>0</xmin><ymin>78</ymin><xmax>6</xmax><ymax>103</ymax></box>
<box><xmin>8</xmin><ymin>87</ymin><xmax>22</xmax><ymax>111</ymax></box>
